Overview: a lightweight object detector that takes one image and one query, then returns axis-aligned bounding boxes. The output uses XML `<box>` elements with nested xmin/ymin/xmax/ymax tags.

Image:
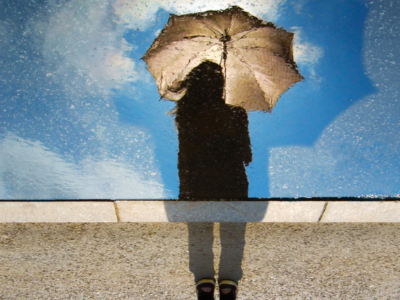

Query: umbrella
<box><xmin>143</xmin><ymin>6</ymin><xmax>303</xmax><ymax>112</ymax></box>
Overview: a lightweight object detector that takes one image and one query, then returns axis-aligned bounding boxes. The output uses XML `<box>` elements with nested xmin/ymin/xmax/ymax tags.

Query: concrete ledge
<box><xmin>0</xmin><ymin>200</ymin><xmax>399</xmax><ymax>223</ymax></box>
<box><xmin>320</xmin><ymin>201</ymin><xmax>400</xmax><ymax>222</ymax></box>
<box><xmin>0</xmin><ymin>201</ymin><xmax>118</xmax><ymax>222</ymax></box>
<box><xmin>116</xmin><ymin>201</ymin><xmax>326</xmax><ymax>222</ymax></box>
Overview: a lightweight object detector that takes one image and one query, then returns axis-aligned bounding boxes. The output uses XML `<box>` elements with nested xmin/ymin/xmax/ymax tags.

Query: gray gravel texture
<box><xmin>0</xmin><ymin>223</ymin><xmax>399</xmax><ymax>299</ymax></box>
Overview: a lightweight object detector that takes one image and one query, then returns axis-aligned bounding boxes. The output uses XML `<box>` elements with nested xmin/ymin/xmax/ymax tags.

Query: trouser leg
<box><xmin>187</xmin><ymin>222</ymin><xmax>215</xmax><ymax>282</ymax></box>
<box><xmin>218</xmin><ymin>222</ymin><xmax>247</xmax><ymax>283</ymax></box>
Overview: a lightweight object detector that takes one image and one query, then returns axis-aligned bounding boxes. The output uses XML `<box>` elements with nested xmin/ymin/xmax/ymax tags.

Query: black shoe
<box><xmin>219</xmin><ymin>280</ymin><xmax>238</xmax><ymax>300</ymax></box>
<box><xmin>196</xmin><ymin>279</ymin><xmax>215</xmax><ymax>300</ymax></box>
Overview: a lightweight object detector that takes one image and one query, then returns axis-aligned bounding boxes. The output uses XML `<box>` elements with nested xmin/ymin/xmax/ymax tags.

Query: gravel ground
<box><xmin>0</xmin><ymin>223</ymin><xmax>399</xmax><ymax>299</ymax></box>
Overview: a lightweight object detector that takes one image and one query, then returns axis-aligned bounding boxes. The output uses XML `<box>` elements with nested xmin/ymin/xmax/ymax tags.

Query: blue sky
<box><xmin>0</xmin><ymin>0</ymin><xmax>399</xmax><ymax>199</ymax></box>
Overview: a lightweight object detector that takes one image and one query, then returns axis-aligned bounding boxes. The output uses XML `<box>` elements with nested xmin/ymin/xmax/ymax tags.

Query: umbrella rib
<box><xmin>230</xmin><ymin>28</ymin><xmax>259</xmax><ymax>43</ymax></box>
<box><xmin>183</xmin><ymin>35</ymin><xmax>216</xmax><ymax>42</ymax></box>
<box><xmin>227</xmin><ymin>10</ymin><xmax>234</xmax><ymax>36</ymax></box>
<box><xmin>198</xmin><ymin>19</ymin><xmax>222</xmax><ymax>38</ymax></box>
<box><xmin>230</xmin><ymin>48</ymin><xmax>272</xmax><ymax>108</ymax></box>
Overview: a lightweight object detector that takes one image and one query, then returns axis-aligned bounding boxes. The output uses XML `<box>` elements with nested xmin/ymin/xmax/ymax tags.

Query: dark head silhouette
<box><xmin>175</xmin><ymin>61</ymin><xmax>252</xmax><ymax>199</ymax></box>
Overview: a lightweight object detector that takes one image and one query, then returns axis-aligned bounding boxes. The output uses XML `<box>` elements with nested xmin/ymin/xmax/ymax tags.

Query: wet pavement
<box><xmin>1</xmin><ymin>223</ymin><xmax>399</xmax><ymax>299</ymax></box>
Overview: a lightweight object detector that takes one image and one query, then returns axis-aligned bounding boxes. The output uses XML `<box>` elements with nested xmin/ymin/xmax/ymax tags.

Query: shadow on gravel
<box><xmin>186</xmin><ymin>222</ymin><xmax>247</xmax><ymax>283</ymax></box>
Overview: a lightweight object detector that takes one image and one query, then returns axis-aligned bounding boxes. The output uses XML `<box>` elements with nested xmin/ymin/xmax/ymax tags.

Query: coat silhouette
<box><xmin>175</xmin><ymin>61</ymin><xmax>252</xmax><ymax>199</ymax></box>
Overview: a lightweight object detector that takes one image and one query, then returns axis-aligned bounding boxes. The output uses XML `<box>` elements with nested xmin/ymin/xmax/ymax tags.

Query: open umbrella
<box><xmin>143</xmin><ymin>6</ymin><xmax>303</xmax><ymax>112</ymax></box>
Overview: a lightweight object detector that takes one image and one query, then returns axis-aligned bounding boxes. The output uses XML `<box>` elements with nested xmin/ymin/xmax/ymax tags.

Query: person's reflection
<box><xmin>172</xmin><ymin>61</ymin><xmax>251</xmax><ymax>299</ymax></box>
<box><xmin>175</xmin><ymin>61</ymin><xmax>252</xmax><ymax>200</ymax></box>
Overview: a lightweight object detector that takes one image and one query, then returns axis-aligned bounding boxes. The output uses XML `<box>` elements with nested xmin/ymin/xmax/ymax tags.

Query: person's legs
<box><xmin>188</xmin><ymin>222</ymin><xmax>215</xmax><ymax>281</ymax></box>
<box><xmin>218</xmin><ymin>222</ymin><xmax>246</xmax><ymax>299</ymax></box>
<box><xmin>218</xmin><ymin>222</ymin><xmax>246</xmax><ymax>282</ymax></box>
<box><xmin>188</xmin><ymin>222</ymin><xmax>215</xmax><ymax>299</ymax></box>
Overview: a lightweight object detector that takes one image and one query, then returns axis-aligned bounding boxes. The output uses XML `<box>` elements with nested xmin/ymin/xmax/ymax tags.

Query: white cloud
<box><xmin>113</xmin><ymin>0</ymin><xmax>287</xmax><ymax>31</ymax></box>
<box><xmin>29</xmin><ymin>0</ymin><xmax>139</xmax><ymax>97</ymax></box>
<box><xmin>0</xmin><ymin>0</ymin><xmax>170</xmax><ymax>200</ymax></box>
<box><xmin>290</xmin><ymin>27</ymin><xmax>324</xmax><ymax>87</ymax></box>
<box><xmin>154</xmin><ymin>29</ymin><xmax>162</xmax><ymax>37</ymax></box>
<box><xmin>268</xmin><ymin>143</ymin><xmax>337</xmax><ymax>197</ymax></box>
<box><xmin>268</xmin><ymin>97</ymin><xmax>400</xmax><ymax>197</ymax></box>
<box><xmin>292</xmin><ymin>27</ymin><xmax>323</xmax><ymax>66</ymax></box>
<box><xmin>0</xmin><ymin>133</ymin><xmax>167</xmax><ymax>199</ymax></box>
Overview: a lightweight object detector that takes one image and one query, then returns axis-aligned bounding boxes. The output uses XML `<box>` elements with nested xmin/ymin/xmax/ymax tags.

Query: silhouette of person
<box><xmin>175</xmin><ymin>61</ymin><xmax>252</xmax><ymax>200</ymax></box>
<box><xmin>172</xmin><ymin>61</ymin><xmax>251</xmax><ymax>299</ymax></box>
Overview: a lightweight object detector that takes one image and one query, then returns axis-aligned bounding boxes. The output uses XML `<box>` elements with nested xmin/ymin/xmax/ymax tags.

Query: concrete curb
<box><xmin>320</xmin><ymin>201</ymin><xmax>400</xmax><ymax>222</ymax></box>
<box><xmin>116</xmin><ymin>201</ymin><xmax>326</xmax><ymax>222</ymax></box>
<box><xmin>0</xmin><ymin>200</ymin><xmax>400</xmax><ymax>223</ymax></box>
<box><xmin>0</xmin><ymin>201</ymin><xmax>118</xmax><ymax>223</ymax></box>
<box><xmin>0</xmin><ymin>200</ymin><xmax>399</xmax><ymax>222</ymax></box>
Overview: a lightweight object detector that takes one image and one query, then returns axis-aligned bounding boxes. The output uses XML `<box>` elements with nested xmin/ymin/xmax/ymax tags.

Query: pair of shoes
<box><xmin>196</xmin><ymin>279</ymin><xmax>238</xmax><ymax>300</ymax></box>
<box><xmin>219</xmin><ymin>280</ymin><xmax>238</xmax><ymax>300</ymax></box>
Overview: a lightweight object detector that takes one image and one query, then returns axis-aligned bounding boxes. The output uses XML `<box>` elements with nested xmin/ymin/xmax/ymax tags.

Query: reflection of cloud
<box><xmin>113</xmin><ymin>0</ymin><xmax>287</xmax><ymax>30</ymax></box>
<box><xmin>291</xmin><ymin>27</ymin><xmax>323</xmax><ymax>87</ymax></box>
<box><xmin>269</xmin><ymin>144</ymin><xmax>335</xmax><ymax>197</ymax></box>
<box><xmin>0</xmin><ymin>1</ymin><xmax>170</xmax><ymax>199</ymax></box>
<box><xmin>29</xmin><ymin>0</ymin><xmax>138</xmax><ymax>96</ymax></box>
<box><xmin>0</xmin><ymin>133</ymin><xmax>166</xmax><ymax>199</ymax></box>
<box><xmin>269</xmin><ymin>98</ymin><xmax>400</xmax><ymax>197</ymax></box>
<box><xmin>292</xmin><ymin>27</ymin><xmax>323</xmax><ymax>66</ymax></box>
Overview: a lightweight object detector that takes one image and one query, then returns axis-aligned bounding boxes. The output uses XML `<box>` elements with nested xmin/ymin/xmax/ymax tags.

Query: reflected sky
<box><xmin>1</xmin><ymin>0</ymin><xmax>399</xmax><ymax>199</ymax></box>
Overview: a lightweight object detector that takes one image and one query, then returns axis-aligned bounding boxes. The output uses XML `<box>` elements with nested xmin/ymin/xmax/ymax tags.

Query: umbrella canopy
<box><xmin>143</xmin><ymin>6</ymin><xmax>303</xmax><ymax>112</ymax></box>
